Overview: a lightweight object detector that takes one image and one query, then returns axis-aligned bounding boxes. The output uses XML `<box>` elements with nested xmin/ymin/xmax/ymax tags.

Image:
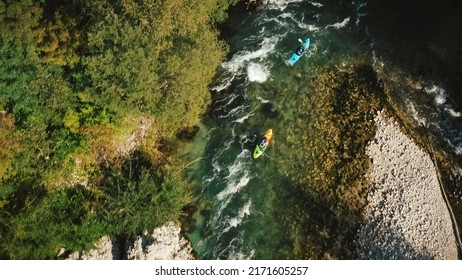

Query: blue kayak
<box><xmin>288</xmin><ymin>37</ymin><xmax>310</xmax><ymax>65</ymax></box>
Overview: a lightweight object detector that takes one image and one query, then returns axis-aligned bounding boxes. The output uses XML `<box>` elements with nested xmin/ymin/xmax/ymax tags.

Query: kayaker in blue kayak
<box><xmin>288</xmin><ymin>37</ymin><xmax>310</xmax><ymax>65</ymax></box>
<box><xmin>295</xmin><ymin>44</ymin><xmax>306</xmax><ymax>56</ymax></box>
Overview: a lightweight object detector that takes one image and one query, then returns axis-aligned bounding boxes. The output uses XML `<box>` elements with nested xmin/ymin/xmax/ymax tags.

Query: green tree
<box><xmin>35</xmin><ymin>8</ymin><xmax>80</xmax><ymax>66</ymax></box>
<box><xmin>82</xmin><ymin>0</ymin><xmax>227</xmax><ymax>136</ymax></box>
<box><xmin>0</xmin><ymin>0</ymin><xmax>42</xmax><ymax>53</ymax></box>
<box><xmin>0</xmin><ymin>112</ymin><xmax>19</xmax><ymax>180</ymax></box>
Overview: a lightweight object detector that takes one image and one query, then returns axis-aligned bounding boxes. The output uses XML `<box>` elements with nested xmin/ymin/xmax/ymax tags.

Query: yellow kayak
<box><xmin>253</xmin><ymin>129</ymin><xmax>273</xmax><ymax>159</ymax></box>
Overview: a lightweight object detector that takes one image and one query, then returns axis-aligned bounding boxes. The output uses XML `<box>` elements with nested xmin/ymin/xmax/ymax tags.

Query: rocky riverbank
<box><xmin>65</xmin><ymin>222</ymin><xmax>195</xmax><ymax>260</ymax></box>
<box><xmin>355</xmin><ymin>111</ymin><xmax>459</xmax><ymax>259</ymax></box>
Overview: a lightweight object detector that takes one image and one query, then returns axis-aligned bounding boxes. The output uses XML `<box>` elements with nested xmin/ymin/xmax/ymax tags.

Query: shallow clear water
<box><xmin>185</xmin><ymin>0</ymin><xmax>462</xmax><ymax>259</ymax></box>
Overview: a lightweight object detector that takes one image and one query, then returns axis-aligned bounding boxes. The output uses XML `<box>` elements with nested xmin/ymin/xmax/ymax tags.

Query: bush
<box><xmin>99</xmin><ymin>154</ymin><xmax>189</xmax><ymax>237</ymax></box>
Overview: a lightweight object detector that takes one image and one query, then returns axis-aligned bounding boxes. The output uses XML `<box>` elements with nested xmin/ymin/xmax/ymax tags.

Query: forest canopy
<box><xmin>0</xmin><ymin>0</ymin><xmax>238</xmax><ymax>259</ymax></box>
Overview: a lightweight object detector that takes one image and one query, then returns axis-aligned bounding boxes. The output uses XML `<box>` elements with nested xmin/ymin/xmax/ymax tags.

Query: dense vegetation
<box><xmin>0</xmin><ymin>0</ymin><xmax>238</xmax><ymax>259</ymax></box>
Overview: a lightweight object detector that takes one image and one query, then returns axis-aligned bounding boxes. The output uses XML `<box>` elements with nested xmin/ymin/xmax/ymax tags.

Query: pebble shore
<box><xmin>356</xmin><ymin>111</ymin><xmax>458</xmax><ymax>259</ymax></box>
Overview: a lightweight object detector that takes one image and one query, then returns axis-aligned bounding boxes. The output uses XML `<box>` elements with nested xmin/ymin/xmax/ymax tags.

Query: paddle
<box><xmin>298</xmin><ymin>38</ymin><xmax>303</xmax><ymax>44</ymax></box>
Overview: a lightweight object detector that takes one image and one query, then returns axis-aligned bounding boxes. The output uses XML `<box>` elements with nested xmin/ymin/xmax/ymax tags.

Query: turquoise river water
<box><xmin>181</xmin><ymin>0</ymin><xmax>462</xmax><ymax>259</ymax></box>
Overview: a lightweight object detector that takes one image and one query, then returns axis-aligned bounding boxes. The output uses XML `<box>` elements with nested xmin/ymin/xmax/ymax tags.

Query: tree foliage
<box><xmin>0</xmin><ymin>0</ymin><xmax>236</xmax><ymax>259</ymax></box>
<box><xmin>82</xmin><ymin>0</ymin><xmax>228</xmax><ymax>132</ymax></box>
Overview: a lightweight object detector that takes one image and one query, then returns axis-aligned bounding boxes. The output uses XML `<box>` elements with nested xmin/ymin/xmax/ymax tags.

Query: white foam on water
<box><xmin>355</xmin><ymin>1</ymin><xmax>368</xmax><ymax>26</ymax></box>
<box><xmin>205</xmin><ymin>127</ymin><xmax>218</xmax><ymax>142</ymax></box>
<box><xmin>216</xmin><ymin>150</ymin><xmax>252</xmax><ymax>202</ymax></box>
<box><xmin>278</xmin><ymin>12</ymin><xmax>296</xmax><ymax>19</ymax></box>
<box><xmin>202</xmin><ymin>154</ymin><xmax>225</xmax><ymax>187</ymax></box>
<box><xmin>219</xmin><ymin>136</ymin><xmax>234</xmax><ymax>156</ymax></box>
<box><xmin>266</xmin><ymin>0</ymin><xmax>304</xmax><ymax>11</ymax></box>
<box><xmin>308</xmin><ymin>1</ymin><xmax>323</xmax><ymax>8</ymax></box>
<box><xmin>435</xmin><ymin>95</ymin><xmax>446</xmax><ymax>105</ymax></box>
<box><xmin>212</xmin><ymin>36</ymin><xmax>279</xmax><ymax>93</ymax></box>
<box><xmin>228</xmin><ymin>248</ymin><xmax>255</xmax><ymax>260</ymax></box>
<box><xmin>203</xmin><ymin>176</ymin><xmax>215</xmax><ymax>186</ymax></box>
<box><xmin>228</xmin><ymin>244</ymin><xmax>255</xmax><ymax>260</ymax></box>
<box><xmin>356</xmin><ymin>1</ymin><xmax>368</xmax><ymax>9</ymax></box>
<box><xmin>234</xmin><ymin>105</ymin><xmax>262</xmax><ymax>125</ymax></box>
<box><xmin>217</xmin><ymin>172</ymin><xmax>250</xmax><ymax>201</ymax></box>
<box><xmin>328</xmin><ymin>17</ymin><xmax>350</xmax><ymax>29</ymax></box>
<box><xmin>223</xmin><ymin>200</ymin><xmax>252</xmax><ymax>234</ymax></box>
<box><xmin>213</xmin><ymin>150</ymin><xmax>252</xmax><ymax>220</ymax></box>
<box><xmin>260</xmin><ymin>15</ymin><xmax>289</xmax><ymax>29</ymax></box>
<box><xmin>274</xmin><ymin>10</ymin><xmax>320</xmax><ymax>32</ymax></box>
<box><xmin>425</xmin><ymin>84</ymin><xmax>447</xmax><ymax>105</ymax></box>
<box><xmin>238</xmin><ymin>134</ymin><xmax>254</xmax><ymax>150</ymax></box>
<box><xmin>216</xmin><ymin>174</ymin><xmax>250</xmax><ymax>217</ymax></box>
<box><xmin>204</xmin><ymin>136</ymin><xmax>236</xmax><ymax>186</ymax></box>
<box><xmin>212</xmin><ymin>157</ymin><xmax>222</xmax><ymax>173</ymax></box>
<box><xmin>307</xmin><ymin>24</ymin><xmax>321</xmax><ymax>32</ymax></box>
<box><xmin>214</xmin><ymin>90</ymin><xmax>239</xmax><ymax>108</ymax></box>
<box><xmin>446</xmin><ymin>139</ymin><xmax>462</xmax><ymax>155</ymax></box>
<box><xmin>371</xmin><ymin>50</ymin><xmax>386</xmax><ymax>69</ymax></box>
<box><xmin>423</xmin><ymin>83</ymin><xmax>461</xmax><ymax>118</ymax></box>
<box><xmin>220</xmin><ymin>104</ymin><xmax>244</xmax><ymax>119</ymax></box>
<box><xmin>444</xmin><ymin>108</ymin><xmax>462</xmax><ymax>117</ymax></box>
<box><xmin>212</xmin><ymin>200</ymin><xmax>251</xmax><ymax>243</ymax></box>
<box><xmin>233</xmin><ymin>105</ymin><xmax>255</xmax><ymax>122</ymax></box>
<box><xmin>210</xmin><ymin>74</ymin><xmax>234</xmax><ymax>92</ymax></box>
<box><xmin>406</xmin><ymin>101</ymin><xmax>427</xmax><ymax>126</ymax></box>
<box><xmin>234</xmin><ymin>111</ymin><xmax>254</xmax><ymax>124</ymax></box>
<box><xmin>222</xmin><ymin>37</ymin><xmax>279</xmax><ymax>74</ymax></box>
<box><xmin>216</xmin><ymin>234</ymin><xmax>255</xmax><ymax>260</ymax></box>
<box><xmin>454</xmin><ymin>146</ymin><xmax>462</xmax><ymax>155</ymax></box>
<box><xmin>247</xmin><ymin>62</ymin><xmax>270</xmax><ymax>83</ymax></box>
<box><xmin>356</xmin><ymin>13</ymin><xmax>367</xmax><ymax>26</ymax></box>
<box><xmin>257</xmin><ymin>96</ymin><xmax>271</xmax><ymax>103</ymax></box>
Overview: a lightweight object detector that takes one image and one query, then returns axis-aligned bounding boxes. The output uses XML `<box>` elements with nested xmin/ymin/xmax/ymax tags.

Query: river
<box><xmin>182</xmin><ymin>0</ymin><xmax>462</xmax><ymax>259</ymax></box>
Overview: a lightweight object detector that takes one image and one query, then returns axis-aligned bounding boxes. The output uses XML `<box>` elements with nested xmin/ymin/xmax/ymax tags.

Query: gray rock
<box><xmin>355</xmin><ymin>111</ymin><xmax>458</xmax><ymax>260</ymax></box>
